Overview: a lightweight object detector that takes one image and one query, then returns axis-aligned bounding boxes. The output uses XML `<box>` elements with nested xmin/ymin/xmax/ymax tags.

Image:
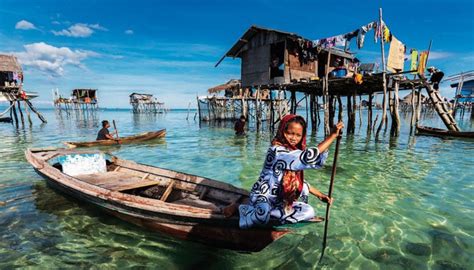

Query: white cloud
<box><xmin>15</xmin><ymin>20</ymin><xmax>36</xmax><ymax>30</ymax></box>
<box><xmin>125</xmin><ymin>29</ymin><xmax>134</xmax><ymax>35</ymax></box>
<box><xmin>12</xmin><ymin>42</ymin><xmax>98</xmax><ymax>76</ymax></box>
<box><xmin>52</xmin><ymin>23</ymin><xmax>107</xmax><ymax>38</ymax></box>
<box><xmin>51</xmin><ymin>20</ymin><xmax>61</xmax><ymax>25</ymax></box>
<box><xmin>428</xmin><ymin>51</ymin><xmax>453</xmax><ymax>60</ymax></box>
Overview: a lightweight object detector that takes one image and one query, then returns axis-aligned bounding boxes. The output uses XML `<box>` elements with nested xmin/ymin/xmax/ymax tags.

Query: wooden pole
<box><xmin>376</xmin><ymin>8</ymin><xmax>388</xmax><ymax>139</ymax></box>
<box><xmin>367</xmin><ymin>93</ymin><xmax>373</xmax><ymax>133</ymax></box>
<box><xmin>337</xmin><ymin>95</ymin><xmax>343</xmax><ymax>123</ymax></box>
<box><xmin>352</xmin><ymin>93</ymin><xmax>357</xmax><ymax>133</ymax></box>
<box><xmin>17</xmin><ymin>100</ymin><xmax>25</xmax><ymax>125</ymax></box>
<box><xmin>390</xmin><ymin>80</ymin><xmax>401</xmax><ymax>136</ymax></box>
<box><xmin>11</xmin><ymin>101</ymin><xmax>19</xmax><ymax>125</ymax></box>
<box><xmin>410</xmin><ymin>86</ymin><xmax>416</xmax><ymax>134</ymax></box>
<box><xmin>319</xmin><ymin>130</ymin><xmax>342</xmax><ymax>263</ymax></box>
<box><xmin>324</xmin><ymin>49</ymin><xmax>332</xmax><ymax>137</ymax></box>
<box><xmin>328</xmin><ymin>95</ymin><xmax>335</xmax><ymax>129</ymax></box>
<box><xmin>415</xmin><ymin>87</ymin><xmax>422</xmax><ymax>126</ymax></box>
<box><xmin>23</xmin><ymin>100</ymin><xmax>33</xmax><ymax>126</ymax></box>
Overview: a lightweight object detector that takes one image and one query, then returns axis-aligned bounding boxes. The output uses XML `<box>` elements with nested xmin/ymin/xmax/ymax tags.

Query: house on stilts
<box><xmin>53</xmin><ymin>88</ymin><xmax>99</xmax><ymax>112</ymax></box>
<box><xmin>210</xmin><ymin>20</ymin><xmax>460</xmax><ymax>136</ymax></box>
<box><xmin>0</xmin><ymin>54</ymin><xmax>46</xmax><ymax>125</ymax></box>
<box><xmin>130</xmin><ymin>92</ymin><xmax>165</xmax><ymax>113</ymax></box>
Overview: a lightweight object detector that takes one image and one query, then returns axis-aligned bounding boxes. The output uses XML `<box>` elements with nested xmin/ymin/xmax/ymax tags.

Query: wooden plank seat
<box><xmin>74</xmin><ymin>171</ymin><xmax>160</xmax><ymax>191</ymax></box>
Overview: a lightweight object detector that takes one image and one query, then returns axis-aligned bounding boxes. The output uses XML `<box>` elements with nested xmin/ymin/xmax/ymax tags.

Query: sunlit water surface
<box><xmin>0</xmin><ymin>108</ymin><xmax>472</xmax><ymax>269</ymax></box>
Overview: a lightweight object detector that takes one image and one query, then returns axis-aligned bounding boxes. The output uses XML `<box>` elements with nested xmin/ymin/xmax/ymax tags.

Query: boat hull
<box><xmin>65</xmin><ymin>129</ymin><xmax>166</xmax><ymax>148</ymax></box>
<box><xmin>35</xmin><ymin>168</ymin><xmax>289</xmax><ymax>252</ymax></box>
<box><xmin>416</xmin><ymin>126</ymin><xmax>474</xmax><ymax>139</ymax></box>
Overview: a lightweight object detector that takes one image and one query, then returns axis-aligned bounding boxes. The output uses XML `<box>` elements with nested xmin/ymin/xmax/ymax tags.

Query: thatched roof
<box><xmin>208</xmin><ymin>79</ymin><xmax>241</xmax><ymax>94</ymax></box>
<box><xmin>0</xmin><ymin>55</ymin><xmax>22</xmax><ymax>72</ymax></box>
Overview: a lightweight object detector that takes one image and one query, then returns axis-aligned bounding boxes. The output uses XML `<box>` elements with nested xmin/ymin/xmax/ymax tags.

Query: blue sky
<box><xmin>0</xmin><ymin>0</ymin><xmax>473</xmax><ymax>108</ymax></box>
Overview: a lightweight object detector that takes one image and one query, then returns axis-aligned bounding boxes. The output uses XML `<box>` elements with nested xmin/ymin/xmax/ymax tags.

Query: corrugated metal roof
<box><xmin>0</xmin><ymin>55</ymin><xmax>22</xmax><ymax>72</ymax></box>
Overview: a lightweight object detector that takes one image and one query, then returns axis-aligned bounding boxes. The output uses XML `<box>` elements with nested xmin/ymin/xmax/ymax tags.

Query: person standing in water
<box><xmin>234</xmin><ymin>115</ymin><xmax>246</xmax><ymax>135</ymax></box>
<box><xmin>232</xmin><ymin>114</ymin><xmax>343</xmax><ymax>228</ymax></box>
<box><xmin>96</xmin><ymin>120</ymin><xmax>115</xmax><ymax>140</ymax></box>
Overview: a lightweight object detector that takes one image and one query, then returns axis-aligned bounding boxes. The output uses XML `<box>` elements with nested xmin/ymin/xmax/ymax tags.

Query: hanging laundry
<box><xmin>383</xmin><ymin>22</ymin><xmax>392</xmax><ymax>42</ymax></box>
<box><xmin>410</xmin><ymin>49</ymin><xmax>418</xmax><ymax>73</ymax></box>
<box><xmin>418</xmin><ymin>51</ymin><xmax>428</xmax><ymax>75</ymax></box>
<box><xmin>354</xmin><ymin>73</ymin><xmax>363</xmax><ymax>84</ymax></box>
<box><xmin>387</xmin><ymin>36</ymin><xmax>406</xmax><ymax>73</ymax></box>
<box><xmin>374</xmin><ymin>22</ymin><xmax>382</xmax><ymax>43</ymax></box>
<box><xmin>357</xmin><ymin>22</ymin><xmax>376</xmax><ymax>49</ymax></box>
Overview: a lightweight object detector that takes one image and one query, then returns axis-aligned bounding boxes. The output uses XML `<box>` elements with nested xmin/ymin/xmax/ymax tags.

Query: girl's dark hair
<box><xmin>284</xmin><ymin>116</ymin><xmax>306</xmax><ymax>131</ymax></box>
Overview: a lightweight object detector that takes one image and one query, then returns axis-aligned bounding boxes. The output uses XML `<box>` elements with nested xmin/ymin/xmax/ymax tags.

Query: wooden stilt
<box><xmin>346</xmin><ymin>94</ymin><xmax>353</xmax><ymax>133</ymax></box>
<box><xmin>25</xmin><ymin>100</ymin><xmax>47</xmax><ymax>123</ymax></box>
<box><xmin>23</xmin><ymin>100</ymin><xmax>33</xmax><ymax>126</ymax></box>
<box><xmin>310</xmin><ymin>94</ymin><xmax>316</xmax><ymax>134</ymax></box>
<box><xmin>337</xmin><ymin>95</ymin><xmax>343</xmax><ymax>122</ymax></box>
<box><xmin>17</xmin><ymin>100</ymin><xmax>25</xmax><ymax>125</ymax></box>
<box><xmin>376</xmin><ymin>8</ymin><xmax>388</xmax><ymax>139</ymax></box>
<box><xmin>328</xmin><ymin>95</ymin><xmax>335</xmax><ymax>128</ymax></box>
<box><xmin>367</xmin><ymin>93</ymin><xmax>373</xmax><ymax>133</ymax></box>
<box><xmin>12</xmin><ymin>101</ymin><xmax>19</xmax><ymax>125</ymax></box>
<box><xmin>390</xmin><ymin>80</ymin><xmax>401</xmax><ymax>137</ymax></box>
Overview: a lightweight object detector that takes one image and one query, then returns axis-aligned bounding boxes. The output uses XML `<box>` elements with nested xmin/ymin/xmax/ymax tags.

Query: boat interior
<box><xmin>47</xmin><ymin>152</ymin><xmax>244</xmax><ymax>214</ymax></box>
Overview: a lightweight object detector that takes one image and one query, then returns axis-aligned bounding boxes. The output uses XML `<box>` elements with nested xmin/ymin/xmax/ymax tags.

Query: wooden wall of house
<box><xmin>285</xmin><ymin>51</ymin><xmax>317</xmax><ymax>83</ymax></box>
<box><xmin>241</xmin><ymin>45</ymin><xmax>270</xmax><ymax>87</ymax></box>
<box><xmin>240</xmin><ymin>31</ymin><xmax>287</xmax><ymax>87</ymax></box>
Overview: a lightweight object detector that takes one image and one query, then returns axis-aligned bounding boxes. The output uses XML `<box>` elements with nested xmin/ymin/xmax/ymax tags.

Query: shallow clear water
<box><xmin>0</xmin><ymin>108</ymin><xmax>473</xmax><ymax>269</ymax></box>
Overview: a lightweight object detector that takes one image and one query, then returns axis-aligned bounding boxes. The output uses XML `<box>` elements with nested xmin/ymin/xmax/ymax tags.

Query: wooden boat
<box><xmin>64</xmin><ymin>129</ymin><xmax>166</xmax><ymax>148</ymax></box>
<box><xmin>0</xmin><ymin>116</ymin><xmax>12</xmax><ymax>123</ymax></box>
<box><xmin>416</xmin><ymin>126</ymin><xmax>474</xmax><ymax>139</ymax></box>
<box><xmin>25</xmin><ymin>148</ymin><xmax>320</xmax><ymax>251</ymax></box>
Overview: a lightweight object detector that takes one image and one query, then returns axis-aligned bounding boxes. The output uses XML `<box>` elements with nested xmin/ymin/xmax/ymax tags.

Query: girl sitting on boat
<box><xmin>231</xmin><ymin>114</ymin><xmax>343</xmax><ymax>228</ymax></box>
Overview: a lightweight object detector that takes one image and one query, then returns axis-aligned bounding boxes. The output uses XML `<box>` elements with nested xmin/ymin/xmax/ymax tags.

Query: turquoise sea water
<box><xmin>0</xmin><ymin>108</ymin><xmax>472</xmax><ymax>269</ymax></box>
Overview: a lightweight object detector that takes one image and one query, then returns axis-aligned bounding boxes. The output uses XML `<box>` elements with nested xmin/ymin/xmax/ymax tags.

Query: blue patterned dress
<box><xmin>239</xmin><ymin>145</ymin><xmax>328</xmax><ymax>229</ymax></box>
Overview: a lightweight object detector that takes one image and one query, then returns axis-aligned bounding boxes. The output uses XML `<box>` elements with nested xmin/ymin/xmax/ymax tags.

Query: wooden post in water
<box><xmin>409</xmin><ymin>87</ymin><xmax>416</xmax><ymax>134</ymax></box>
<box><xmin>390</xmin><ymin>80</ymin><xmax>401</xmax><ymax>136</ymax></box>
<box><xmin>328</xmin><ymin>95</ymin><xmax>335</xmax><ymax>128</ymax></box>
<box><xmin>376</xmin><ymin>8</ymin><xmax>388</xmax><ymax>139</ymax></box>
<box><xmin>415</xmin><ymin>87</ymin><xmax>422</xmax><ymax>126</ymax></box>
<box><xmin>346</xmin><ymin>94</ymin><xmax>352</xmax><ymax>133</ymax></box>
<box><xmin>11</xmin><ymin>101</ymin><xmax>19</xmax><ymax>125</ymax></box>
<box><xmin>337</xmin><ymin>95</ymin><xmax>343</xmax><ymax>122</ymax></box>
<box><xmin>17</xmin><ymin>100</ymin><xmax>25</xmax><ymax>125</ymax></box>
<box><xmin>310</xmin><ymin>93</ymin><xmax>316</xmax><ymax>134</ymax></box>
<box><xmin>323</xmin><ymin>48</ymin><xmax>332</xmax><ymax>137</ymax></box>
<box><xmin>23</xmin><ymin>100</ymin><xmax>33</xmax><ymax>126</ymax></box>
<box><xmin>352</xmin><ymin>92</ymin><xmax>357</xmax><ymax>133</ymax></box>
<box><xmin>367</xmin><ymin>93</ymin><xmax>373</xmax><ymax>133</ymax></box>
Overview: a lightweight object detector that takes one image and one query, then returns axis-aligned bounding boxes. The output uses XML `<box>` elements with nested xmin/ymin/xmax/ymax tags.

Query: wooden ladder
<box><xmin>420</xmin><ymin>77</ymin><xmax>460</xmax><ymax>131</ymax></box>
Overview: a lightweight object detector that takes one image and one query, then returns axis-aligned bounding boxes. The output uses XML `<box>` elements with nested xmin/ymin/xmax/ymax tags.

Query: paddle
<box><xmin>319</xmin><ymin>129</ymin><xmax>343</xmax><ymax>263</ymax></box>
<box><xmin>112</xmin><ymin>120</ymin><xmax>120</xmax><ymax>144</ymax></box>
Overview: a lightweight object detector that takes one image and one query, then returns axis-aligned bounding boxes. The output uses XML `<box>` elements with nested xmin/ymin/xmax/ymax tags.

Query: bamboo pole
<box><xmin>376</xmin><ymin>8</ymin><xmax>388</xmax><ymax>139</ymax></box>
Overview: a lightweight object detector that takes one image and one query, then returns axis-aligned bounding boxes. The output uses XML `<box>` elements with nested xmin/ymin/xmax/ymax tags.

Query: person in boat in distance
<box><xmin>96</xmin><ymin>120</ymin><xmax>115</xmax><ymax>140</ymax></box>
<box><xmin>224</xmin><ymin>114</ymin><xmax>343</xmax><ymax>228</ymax></box>
<box><xmin>234</xmin><ymin>115</ymin><xmax>246</xmax><ymax>135</ymax></box>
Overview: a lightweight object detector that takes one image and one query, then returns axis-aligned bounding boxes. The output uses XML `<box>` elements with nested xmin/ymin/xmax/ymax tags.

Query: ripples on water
<box><xmin>0</xmin><ymin>108</ymin><xmax>472</xmax><ymax>269</ymax></box>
